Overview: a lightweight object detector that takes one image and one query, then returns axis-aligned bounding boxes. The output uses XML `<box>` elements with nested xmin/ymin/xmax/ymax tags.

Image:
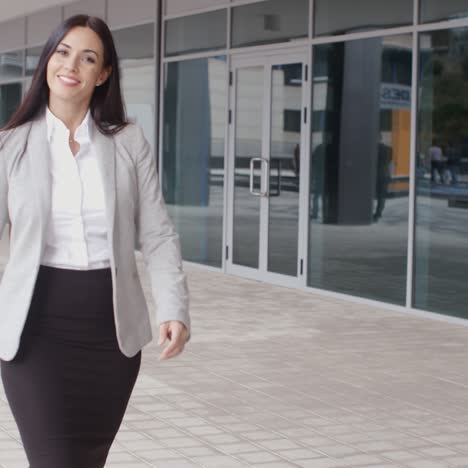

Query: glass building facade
<box><xmin>1</xmin><ymin>0</ymin><xmax>468</xmax><ymax>321</ymax></box>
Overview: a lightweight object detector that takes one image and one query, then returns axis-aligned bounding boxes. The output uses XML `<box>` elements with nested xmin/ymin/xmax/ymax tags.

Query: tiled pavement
<box><xmin>1</xmin><ymin>261</ymin><xmax>468</xmax><ymax>468</ymax></box>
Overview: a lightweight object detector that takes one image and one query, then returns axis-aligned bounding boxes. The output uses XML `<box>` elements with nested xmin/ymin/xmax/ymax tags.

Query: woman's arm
<box><xmin>133</xmin><ymin>126</ymin><xmax>191</xmax><ymax>346</ymax></box>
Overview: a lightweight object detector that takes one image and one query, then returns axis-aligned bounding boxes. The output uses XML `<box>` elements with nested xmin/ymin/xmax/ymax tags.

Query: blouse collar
<box><xmin>46</xmin><ymin>106</ymin><xmax>92</xmax><ymax>144</ymax></box>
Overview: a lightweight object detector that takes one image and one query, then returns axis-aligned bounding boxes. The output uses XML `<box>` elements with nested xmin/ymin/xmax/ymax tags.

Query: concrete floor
<box><xmin>1</xmin><ymin>261</ymin><xmax>468</xmax><ymax>467</ymax></box>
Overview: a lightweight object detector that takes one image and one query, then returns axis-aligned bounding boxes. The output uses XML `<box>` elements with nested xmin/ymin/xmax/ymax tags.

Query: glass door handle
<box><xmin>250</xmin><ymin>157</ymin><xmax>263</xmax><ymax>197</ymax></box>
<box><xmin>249</xmin><ymin>158</ymin><xmax>270</xmax><ymax>197</ymax></box>
<box><xmin>261</xmin><ymin>158</ymin><xmax>270</xmax><ymax>197</ymax></box>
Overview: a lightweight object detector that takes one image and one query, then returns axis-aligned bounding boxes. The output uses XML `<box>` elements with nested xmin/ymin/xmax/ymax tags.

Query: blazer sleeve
<box><xmin>133</xmin><ymin>125</ymin><xmax>191</xmax><ymax>339</ymax></box>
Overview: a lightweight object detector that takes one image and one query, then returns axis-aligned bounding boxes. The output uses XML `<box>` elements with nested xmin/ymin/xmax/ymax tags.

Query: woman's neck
<box><xmin>47</xmin><ymin>98</ymin><xmax>90</xmax><ymax>134</ymax></box>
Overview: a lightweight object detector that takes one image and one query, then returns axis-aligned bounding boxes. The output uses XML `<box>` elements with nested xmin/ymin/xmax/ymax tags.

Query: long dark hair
<box><xmin>2</xmin><ymin>15</ymin><xmax>128</xmax><ymax>135</ymax></box>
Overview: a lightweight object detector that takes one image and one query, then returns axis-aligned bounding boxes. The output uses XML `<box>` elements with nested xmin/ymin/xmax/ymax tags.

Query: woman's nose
<box><xmin>64</xmin><ymin>55</ymin><xmax>79</xmax><ymax>71</ymax></box>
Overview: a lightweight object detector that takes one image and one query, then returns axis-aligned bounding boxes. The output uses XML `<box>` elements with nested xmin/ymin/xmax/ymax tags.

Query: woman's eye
<box><xmin>83</xmin><ymin>56</ymin><xmax>96</xmax><ymax>64</ymax></box>
<box><xmin>56</xmin><ymin>49</ymin><xmax>67</xmax><ymax>56</ymax></box>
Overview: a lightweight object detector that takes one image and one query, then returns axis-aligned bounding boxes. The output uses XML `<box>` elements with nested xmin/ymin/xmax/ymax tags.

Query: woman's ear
<box><xmin>97</xmin><ymin>66</ymin><xmax>112</xmax><ymax>86</ymax></box>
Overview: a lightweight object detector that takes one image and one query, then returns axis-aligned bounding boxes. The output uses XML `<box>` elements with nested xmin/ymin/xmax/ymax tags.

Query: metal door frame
<box><xmin>226</xmin><ymin>47</ymin><xmax>310</xmax><ymax>288</ymax></box>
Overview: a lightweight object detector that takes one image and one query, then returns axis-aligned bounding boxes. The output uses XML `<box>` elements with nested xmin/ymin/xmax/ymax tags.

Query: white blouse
<box><xmin>41</xmin><ymin>107</ymin><xmax>110</xmax><ymax>270</ymax></box>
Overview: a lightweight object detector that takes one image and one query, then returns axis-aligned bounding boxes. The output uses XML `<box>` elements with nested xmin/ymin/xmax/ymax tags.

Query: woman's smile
<box><xmin>57</xmin><ymin>75</ymin><xmax>81</xmax><ymax>86</ymax></box>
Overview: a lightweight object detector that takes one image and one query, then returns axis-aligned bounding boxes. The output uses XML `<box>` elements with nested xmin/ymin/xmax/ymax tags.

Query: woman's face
<box><xmin>46</xmin><ymin>26</ymin><xmax>111</xmax><ymax>106</ymax></box>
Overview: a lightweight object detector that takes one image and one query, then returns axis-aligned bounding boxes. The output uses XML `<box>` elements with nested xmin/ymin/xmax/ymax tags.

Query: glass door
<box><xmin>227</xmin><ymin>49</ymin><xmax>309</xmax><ymax>286</ymax></box>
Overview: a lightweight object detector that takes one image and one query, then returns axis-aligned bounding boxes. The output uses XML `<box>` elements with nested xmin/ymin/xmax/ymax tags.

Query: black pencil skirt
<box><xmin>0</xmin><ymin>265</ymin><xmax>142</xmax><ymax>468</ymax></box>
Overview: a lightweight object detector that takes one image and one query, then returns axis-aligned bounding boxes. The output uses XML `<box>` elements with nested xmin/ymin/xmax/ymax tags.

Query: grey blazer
<box><xmin>0</xmin><ymin>111</ymin><xmax>190</xmax><ymax>361</ymax></box>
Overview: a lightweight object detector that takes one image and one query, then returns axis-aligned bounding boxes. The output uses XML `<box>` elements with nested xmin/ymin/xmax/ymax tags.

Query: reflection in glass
<box><xmin>268</xmin><ymin>63</ymin><xmax>303</xmax><ymax>276</ymax></box>
<box><xmin>0</xmin><ymin>50</ymin><xmax>23</xmax><ymax>81</ymax></box>
<box><xmin>165</xmin><ymin>10</ymin><xmax>227</xmax><ymax>57</ymax></box>
<box><xmin>163</xmin><ymin>57</ymin><xmax>226</xmax><ymax>267</ymax></box>
<box><xmin>26</xmin><ymin>46</ymin><xmax>43</xmax><ymax>77</ymax></box>
<box><xmin>314</xmin><ymin>0</ymin><xmax>412</xmax><ymax>37</ymax></box>
<box><xmin>232</xmin><ymin>0</ymin><xmax>309</xmax><ymax>48</ymax></box>
<box><xmin>121</xmin><ymin>64</ymin><xmax>155</xmax><ymax>152</ymax></box>
<box><xmin>112</xmin><ymin>23</ymin><xmax>154</xmax><ymax>67</ymax></box>
<box><xmin>112</xmin><ymin>24</ymin><xmax>156</xmax><ymax>146</ymax></box>
<box><xmin>414</xmin><ymin>27</ymin><xmax>468</xmax><ymax>318</ymax></box>
<box><xmin>308</xmin><ymin>35</ymin><xmax>412</xmax><ymax>304</ymax></box>
<box><xmin>233</xmin><ymin>66</ymin><xmax>263</xmax><ymax>269</ymax></box>
<box><xmin>113</xmin><ymin>23</ymin><xmax>155</xmax><ymax>148</ymax></box>
<box><xmin>0</xmin><ymin>83</ymin><xmax>22</xmax><ymax>127</ymax></box>
<box><xmin>421</xmin><ymin>0</ymin><xmax>468</xmax><ymax>23</ymax></box>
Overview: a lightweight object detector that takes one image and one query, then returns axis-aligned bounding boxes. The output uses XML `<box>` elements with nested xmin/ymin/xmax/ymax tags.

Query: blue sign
<box><xmin>380</xmin><ymin>84</ymin><xmax>411</xmax><ymax>110</ymax></box>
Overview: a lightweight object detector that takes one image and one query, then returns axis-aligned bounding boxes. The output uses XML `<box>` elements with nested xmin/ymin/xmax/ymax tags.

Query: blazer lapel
<box><xmin>93</xmin><ymin>127</ymin><xmax>116</xmax><ymax>247</ymax></box>
<box><xmin>28</xmin><ymin>115</ymin><xmax>51</xmax><ymax>244</ymax></box>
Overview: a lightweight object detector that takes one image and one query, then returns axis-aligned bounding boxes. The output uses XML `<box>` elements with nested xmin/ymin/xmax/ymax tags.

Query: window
<box><xmin>112</xmin><ymin>23</ymin><xmax>154</xmax><ymax>66</ymax></box>
<box><xmin>26</xmin><ymin>46</ymin><xmax>42</xmax><ymax>77</ymax></box>
<box><xmin>0</xmin><ymin>50</ymin><xmax>23</xmax><ymax>81</ymax></box>
<box><xmin>421</xmin><ymin>0</ymin><xmax>468</xmax><ymax>23</ymax></box>
<box><xmin>414</xmin><ymin>26</ymin><xmax>468</xmax><ymax>318</ymax></box>
<box><xmin>284</xmin><ymin>110</ymin><xmax>301</xmax><ymax>132</ymax></box>
<box><xmin>308</xmin><ymin>35</ymin><xmax>413</xmax><ymax>305</ymax></box>
<box><xmin>0</xmin><ymin>83</ymin><xmax>22</xmax><ymax>127</ymax></box>
<box><xmin>314</xmin><ymin>0</ymin><xmax>413</xmax><ymax>36</ymax></box>
<box><xmin>231</xmin><ymin>0</ymin><xmax>308</xmax><ymax>48</ymax></box>
<box><xmin>165</xmin><ymin>10</ymin><xmax>227</xmax><ymax>57</ymax></box>
<box><xmin>114</xmin><ymin>24</ymin><xmax>156</xmax><ymax>148</ymax></box>
<box><xmin>163</xmin><ymin>57</ymin><xmax>227</xmax><ymax>267</ymax></box>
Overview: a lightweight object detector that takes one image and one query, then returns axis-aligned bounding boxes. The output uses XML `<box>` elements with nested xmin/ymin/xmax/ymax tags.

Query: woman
<box><xmin>0</xmin><ymin>14</ymin><xmax>190</xmax><ymax>468</ymax></box>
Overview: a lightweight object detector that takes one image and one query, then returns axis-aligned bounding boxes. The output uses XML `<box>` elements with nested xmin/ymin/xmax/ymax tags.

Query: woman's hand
<box><xmin>158</xmin><ymin>321</ymin><xmax>189</xmax><ymax>361</ymax></box>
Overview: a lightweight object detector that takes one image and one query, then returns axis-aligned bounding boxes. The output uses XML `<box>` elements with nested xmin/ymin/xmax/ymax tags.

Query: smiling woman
<box><xmin>48</xmin><ymin>29</ymin><xmax>107</xmax><ymax>92</ymax></box>
<box><xmin>0</xmin><ymin>14</ymin><xmax>190</xmax><ymax>468</ymax></box>
<box><xmin>2</xmin><ymin>15</ymin><xmax>125</xmax><ymax>136</ymax></box>
<box><xmin>45</xmin><ymin>26</ymin><xmax>111</xmax><ymax>154</ymax></box>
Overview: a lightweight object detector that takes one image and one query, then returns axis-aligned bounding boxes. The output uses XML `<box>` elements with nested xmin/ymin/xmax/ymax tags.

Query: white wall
<box><xmin>27</xmin><ymin>6</ymin><xmax>62</xmax><ymax>46</ymax></box>
<box><xmin>63</xmin><ymin>0</ymin><xmax>106</xmax><ymax>20</ymax></box>
<box><xmin>0</xmin><ymin>0</ymin><xmax>157</xmax><ymax>26</ymax></box>
<box><xmin>0</xmin><ymin>0</ymin><xmax>159</xmax><ymax>52</ymax></box>
<box><xmin>0</xmin><ymin>0</ymin><xmax>74</xmax><ymax>22</ymax></box>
